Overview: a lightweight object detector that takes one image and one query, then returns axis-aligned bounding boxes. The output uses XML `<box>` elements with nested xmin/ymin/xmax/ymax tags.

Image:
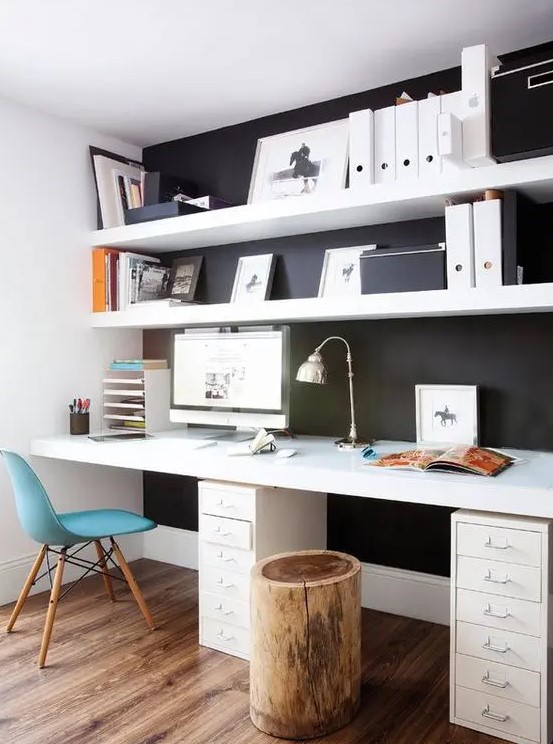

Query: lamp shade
<box><xmin>295</xmin><ymin>351</ymin><xmax>327</xmax><ymax>384</ymax></box>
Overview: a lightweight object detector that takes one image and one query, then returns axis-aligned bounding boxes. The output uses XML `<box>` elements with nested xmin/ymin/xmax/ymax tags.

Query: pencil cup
<box><xmin>70</xmin><ymin>413</ymin><xmax>89</xmax><ymax>435</ymax></box>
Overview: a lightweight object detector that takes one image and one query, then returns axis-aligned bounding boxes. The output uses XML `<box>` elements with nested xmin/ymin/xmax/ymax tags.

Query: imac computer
<box><xmin>170</xmin><ymin>326</ymin><xmax>289</xmax><ymax>438</ymax></box>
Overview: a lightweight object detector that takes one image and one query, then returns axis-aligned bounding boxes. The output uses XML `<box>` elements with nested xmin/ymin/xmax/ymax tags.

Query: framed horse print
<box><xmin>318</xmin><ymin>245</ymin><xmax>375</xmax><ymax>298</ymax></box>
<box><xmin>247</xmin><ymin>120</ymin><xmax>349</xmax><ymax>204</ymax></box>
<box><xmin>415</xmin><ymin>384</ymin><xmax>479</xmax><ymax>447</ymax></box>
<box><xmin>230</xmin><ymin>254</ymin><xmax>276</xmax><ymax>303</ymax></box>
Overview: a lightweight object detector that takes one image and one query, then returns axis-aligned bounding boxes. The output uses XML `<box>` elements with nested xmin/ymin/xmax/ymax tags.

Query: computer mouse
<box><xmin>276</xmin><ymin>448</ymin><xmax>297</xmax><ymax>458</ymax></box>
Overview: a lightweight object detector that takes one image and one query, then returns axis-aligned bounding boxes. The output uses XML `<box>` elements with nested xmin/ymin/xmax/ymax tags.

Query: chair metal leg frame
<box><xmin>110</xmin><ymin>538</ymin><xmax>156</xmax><ymax>631</ymax></box>
<box><xmin>6</xmin><ymin>545</ymin><xmax>47</xmax><ymax>633</ymax></box>
<box><xmin>95</xmin><ymin>540</ymin><xmax>117</xmax><ymax>602</ymax></box>
<box><xmin>7</xmin><ymin>539</ymin><xmax>155</xmax><ymax>667</ymax></box>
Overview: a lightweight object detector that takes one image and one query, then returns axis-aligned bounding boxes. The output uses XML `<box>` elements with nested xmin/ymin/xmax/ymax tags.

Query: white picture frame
<box><xmin>415</xmin><ymin>384</ymin><xmax>479</xmax><ymax>447</ymax></box>
<box><xmin>230</xmin><ymin>254</ymin><xmax>276</xmax><ymax>303</ymax></box>
<box><xmin>248</xmin><ymin>120</ymin><xmax>349</xmax><ymax>204</ymax></box>
<box><xmin>318</xmin><ymin>245</ymin><xmax>375</xmax><ymax>298</ymax></box>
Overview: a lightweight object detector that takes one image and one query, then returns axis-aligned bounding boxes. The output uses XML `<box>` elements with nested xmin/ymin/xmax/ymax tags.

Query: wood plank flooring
<box><xmin>0</xmin><ymin>560</ymin><xmax>498</xmax><ymax>744</ymax></box>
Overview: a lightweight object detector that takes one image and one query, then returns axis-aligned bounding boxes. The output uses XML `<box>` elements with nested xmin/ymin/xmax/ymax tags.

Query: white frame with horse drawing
<box><xmin>230</xmin><ymin>253</ymin><xmax>276</xmax><ymax>303</ymax></box>
<box><xmin>318</xmin><ymin>245</ymin><xmax>375</xmax><ymax>298</ymax></box>
<box><xmin>415</xmin><ymin>384</ymin><xmax>479</xmax><ymax>447</ymax></box>
<box><xmin>247</xmin><ymin>120</ymin><xmax>349</xmax><ymax>204</ymax></box>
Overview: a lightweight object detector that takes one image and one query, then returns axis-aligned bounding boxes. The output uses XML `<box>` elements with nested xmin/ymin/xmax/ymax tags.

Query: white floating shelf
<box><xmin>90</xmin><ymin>156</ymin><xmax>553</xmax><ymax>253</ymax></box>
<box><xmin>91</xmin><ymin>284</ymin><xmax>553</xmax><ymax>330</ymax></box>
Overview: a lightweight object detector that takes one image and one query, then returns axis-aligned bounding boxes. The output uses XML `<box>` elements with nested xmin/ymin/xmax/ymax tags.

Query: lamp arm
<box><xmin>314</xmin><ymin>336</ymin><xmax>357</xmax><ymax>442</ymax></box>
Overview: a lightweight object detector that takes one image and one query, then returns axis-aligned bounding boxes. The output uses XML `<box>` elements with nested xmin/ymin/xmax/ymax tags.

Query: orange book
<box><xmin>92</xmin><ymin>248</ymin><xmax>119</xmax><ymax>312</ymax></box>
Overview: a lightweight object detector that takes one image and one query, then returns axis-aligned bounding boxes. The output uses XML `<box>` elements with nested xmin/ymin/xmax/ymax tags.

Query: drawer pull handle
<box><xmin>216</xmin><ymin>551</ymin><xmax>235</xmax><ymax>562</ymax></box>
<box><xmin>482</xmin><ymin>639</ymin><xmax>510</xmax><ymax>654</ymax></box>
<box><xmin>483</xmin><ymin>604</ymin><xmax>510</xmax><ymax>619</ymax></box>
<box><xmin>481</xmin><ymin>705</ymin><xmax>509</xmax><ymax>723</ymax></box>
<box><xmin>216</xmin><ymin>500</ymin><xmax>233</xmax><ymax>509</ymax></box>
<box><xmin>216</xmin><ymin>629</ymin><xmax>235</xmax><ymax>642</ymax></box>
<box><xmin>482</xmin><ymin>672</ymin><xmax>509</xmax><ymax>689</ymax></box>
<box><xmin>214</xmin><ymin>527</ymin><xmax>231</xmax><ymax>536</ymax></box>
<box><xmin>215</xmin><ymin>604</ymin><xmax>234</xmax><ymax>616</ymax></box>
<box><xmin>217</xmin><ymin>577</ymin><xmax>235</xmax><ymax>588</ymax></box>
<box><xmin>484</xmin><ymin>536</ymin><xmax>510</xmax><ymax>550</ymax></box>
<box><xmin>484</xmin><ymin>570</ymin><xmax>510</xmax><ymax>585</ymax></box>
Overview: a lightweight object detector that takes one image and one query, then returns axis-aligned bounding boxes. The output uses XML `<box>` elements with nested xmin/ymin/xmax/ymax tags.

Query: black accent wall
<box><xmin>142</xmin><ymin>56</ymin><xmax>553</xmax><ymax>578</ymax></box>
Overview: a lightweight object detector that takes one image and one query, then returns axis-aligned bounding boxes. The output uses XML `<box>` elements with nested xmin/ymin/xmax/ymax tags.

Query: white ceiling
<box><xmin>0</xmin><ymin>0</ymin><xmax>552</xmax><ymax>147</ymax></box>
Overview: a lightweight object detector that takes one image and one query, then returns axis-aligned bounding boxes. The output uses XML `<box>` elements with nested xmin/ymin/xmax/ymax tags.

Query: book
<box><xmin>367</xmin><ymin>446</ymin><xmax>515</xmax><ymax>477</ymax></box>
<box><xmin>92</xmin><ymin>247</ymin><xmax>120</xmax><ymax>312</ymax></box>
<box><xmin>118</xmin><ymin>252</ymin><xmax>161</xmax><ymax>311</ymax></box>
<box><xmin>110</xmin><ymin>359</ymin><xmax>167</xmax><ymax>370</ymax></box>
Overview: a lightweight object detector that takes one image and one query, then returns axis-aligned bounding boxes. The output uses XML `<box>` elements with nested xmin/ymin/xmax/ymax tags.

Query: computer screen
<box><xmin>170</xmin><ymin>327</ymin><xmax>289</xmax><ymax>430</ymax></box>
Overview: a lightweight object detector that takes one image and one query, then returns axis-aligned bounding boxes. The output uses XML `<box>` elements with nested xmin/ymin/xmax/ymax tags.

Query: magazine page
<box><xmin>426</xmin><ymin>446</ymin><xmax>514</xmax><ymax>477</ymax></box>
<box><xmin>369</xmin><ymin>449</ymin><xmax>446</xmax><ymax>471</ymax></box>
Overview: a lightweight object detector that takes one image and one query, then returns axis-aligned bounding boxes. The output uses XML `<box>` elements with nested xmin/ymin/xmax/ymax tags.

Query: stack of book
<box><xmin>110</xmin><ymin>359</ymin><xmax>168</xmax><ymax>371</ymax></box>
<box><xmin>92</xmin><ymin>249</ymin><xmax>170</xmax><ymax>312</ymax></box>
<box><xmin>104</xmin><ymin>359</ymin><xmax>168</xmax><ymax>433</ymax></box>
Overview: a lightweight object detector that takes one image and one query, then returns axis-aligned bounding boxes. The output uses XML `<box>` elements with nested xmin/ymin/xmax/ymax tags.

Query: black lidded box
<box><xmin>492</xmin><ymin>43</ymin><xmax>553</xmax><ymax>162</ymax></box>
<box><xmin>143</xmin><ymin>172</ymin><xmax>198</xmax><ymax>205</ymax></box>
<box><xmin>124</xmin><ymin>201</ymin><xmax>206</xmax><ymax>225</ymax></box>
<box><xmin>360</xmin><ymin>244</ymin><xmax>446</xmax><ymax>294</ymax></box>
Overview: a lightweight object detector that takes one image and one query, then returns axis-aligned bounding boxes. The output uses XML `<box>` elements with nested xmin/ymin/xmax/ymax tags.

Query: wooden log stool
<box><xmin>250</xmin><ymin>549</ymin><xmax>361</xmax><ymax>739</ymax></box>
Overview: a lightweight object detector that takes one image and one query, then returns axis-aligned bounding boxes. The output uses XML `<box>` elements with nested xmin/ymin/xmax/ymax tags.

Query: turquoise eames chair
<box><xmin>1</xmin><ymin>449</ymin><xmax>157</xmax><ymax>668</ymax></box>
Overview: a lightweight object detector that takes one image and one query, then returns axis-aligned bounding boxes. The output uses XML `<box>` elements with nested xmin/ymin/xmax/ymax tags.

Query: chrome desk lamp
<box><xmin>296</xmin><ymin>336</ymin><xmax>369</xmax><ymax>449</ymax></box>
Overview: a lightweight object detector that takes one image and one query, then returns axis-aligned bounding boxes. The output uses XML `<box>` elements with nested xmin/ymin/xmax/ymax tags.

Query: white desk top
<box><xmin>30</xmin><ymin>430</ymin><xmax>553</xmax><ymax>519</ymax></box>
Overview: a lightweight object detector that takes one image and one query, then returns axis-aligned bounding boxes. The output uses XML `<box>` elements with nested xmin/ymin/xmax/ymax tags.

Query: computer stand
<box><xmin>201</xmin><ymin>427</ymin><xmax>257</xmax><ymax>443</ymax></box>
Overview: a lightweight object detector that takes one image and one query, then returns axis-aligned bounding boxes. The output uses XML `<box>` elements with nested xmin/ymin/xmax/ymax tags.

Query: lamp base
<box><xmin>334</xmin><ymin>436</ymin><xmax>372</xmax><ymax>450</ymax></box>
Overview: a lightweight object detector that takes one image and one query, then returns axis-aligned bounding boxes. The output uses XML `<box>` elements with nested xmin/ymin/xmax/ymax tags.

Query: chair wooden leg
<box><xmin>110</xmin><ymin>538</ymin><xmax>156</xmax><ymax>630</ymax></box>
<box><xmin>7</xmin><ymin>545</ymin><xmax>48</xmax><ymax>633</ymax></box>
<box><xmin>38</xmin><ymin>549</ymin><xmax>66</xmax><ymax>668</ymax></box>
<box><xmin>94</xmin><ymin>540</ymin><xmax>116</xmax><ymax>602</ymax></box>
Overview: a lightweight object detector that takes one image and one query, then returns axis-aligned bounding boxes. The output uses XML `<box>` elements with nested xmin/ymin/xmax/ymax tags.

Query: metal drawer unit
<box><xmin>451</xmin><ymin>510</ymin><xmax>552</xmax><ymax>744</ymax></box>
<box><xmin>198</xmin><ymin>480</ymin><xmax>327</xmax><ymax>661</ymax></box>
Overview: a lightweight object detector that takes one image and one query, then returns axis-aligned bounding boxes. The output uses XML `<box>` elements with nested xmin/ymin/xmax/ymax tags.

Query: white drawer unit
<box><xmin>456</xmin><ymin>621</ymin><xmax>542</xmax><ymax>673</ymax></box>
<box><xmin>198</xmin><ymin>480</ymin><xmax>327</xmax><ymax>660</ymax></box>
<box><xmin>200</xmin><ymin>481</ymin><xmax>256</xmax><ymax>522</ymax></box>
<box><xmin>451</xmin><ymin>510</ymin><xmax>552</xmax><ymax>744</ymax></box>
<box><xmin>199</xmin><ymin>513</ymin><xmax>252</xmax><ymax>551</ymax></box>
<box><xmin>455</xmin><ymin>687</ymin><xmax>541</xmax><ymax>743</ymax></box>
<box><xmin>200</xmin><ymin>566</ymin><xmax>250</xmax><ymax>601</ymax></box>
<box><xmin>457</xmin><ymin>555</ymin><xmax>541</xmax><ymax>602</ymax></box>
<box><xmin>200</xmin><ymin>617</ymin><xmax>251</xmax><ymax>659</ymax></box>
<box><xmin>456</xmin><ymin>653</ymin><xmax>541</xmax><ymax>707</ymax></box>
<box><xmin>200</xmin><ymin>542</ymin><xmax>255</xmax><ymax>574</ymax></box>
<box><xmin>456</xmin><ymin>588</ymin><xmax>541</xmax><ymax>637</ymax></box>
<box><xmin>199</xmin><ymin>591</ymin><xmax>250</xmax><ymax>629</ymax></box>
<box><xmin>457</xmin><ymin>521</ymin><xmax>542</xmax><ymax>567</ymax></box>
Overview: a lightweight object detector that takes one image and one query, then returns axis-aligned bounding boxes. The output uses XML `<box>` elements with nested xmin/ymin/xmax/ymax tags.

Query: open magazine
<box><xmin>367</xmin><ymin>446</ymin><xmax>515</xmax><ymax>477</ymax></box>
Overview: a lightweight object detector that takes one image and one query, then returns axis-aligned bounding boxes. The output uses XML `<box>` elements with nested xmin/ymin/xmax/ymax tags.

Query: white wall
<box><xmin>0</xmin><ymin>96</ymin><xmax>143</xmax><ymax>604</ymax></box>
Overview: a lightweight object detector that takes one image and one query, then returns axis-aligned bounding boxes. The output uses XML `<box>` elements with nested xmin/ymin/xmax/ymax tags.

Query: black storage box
<box><xmin>492</xmin><ymin>46</ymin><xmax>553</xmax><ymax>162</ymax></box>
<box><xmin>124</xmin><ymin>201</ymin><xmax>206</xmax><ymax>225</ymax></box>
<box><xmin>143</xmin><ymin>172</ymin><xmax>198</xmax><ymax>205</ymax></box>
<box><xmin>360</xmin><ymin>244</ymin><xmax>446</xmax><ymax>294</ymax></box>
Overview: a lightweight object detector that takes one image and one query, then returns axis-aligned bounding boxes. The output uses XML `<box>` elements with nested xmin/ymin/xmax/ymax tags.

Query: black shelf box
<box><xmin>360</xmin><ymin>244</ymin><xmax>446</xmax><ymax>294</ymax></box>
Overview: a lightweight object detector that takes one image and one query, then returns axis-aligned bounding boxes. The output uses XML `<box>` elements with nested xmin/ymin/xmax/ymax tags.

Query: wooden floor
<box><xmin>0</xmin><ymin>560</ymin><xmax>498</xmax><ymax>744</ymax></box>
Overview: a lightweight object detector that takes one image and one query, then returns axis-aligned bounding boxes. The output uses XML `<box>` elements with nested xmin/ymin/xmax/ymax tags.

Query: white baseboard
<box><xmin>140</xmin><ymin>527</ymin><xmax>450</xmax><ymax>626</ymax></box>
<box><xmin>361</xmin><ymin>562</ymin><xmax>450</xmax><ymax>626</ymax></box>
<box><xmin>0</xmin><ymin>533</ymin><xmax>143</xmax><ymax>608</ymax></box>
<box><xmin>143</xmin><ymin>525</ymin><xmax>198</xmax><ymax>570</ymax></box>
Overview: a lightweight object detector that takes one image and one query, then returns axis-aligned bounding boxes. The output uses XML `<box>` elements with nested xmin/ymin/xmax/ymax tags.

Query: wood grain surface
<box><xmin>0</xmin><ymin>560</ymin><xmax>497</xmax><ymax>744</ymax></box>
<box><xmin>251</xmin><ymin>550</ymin><xmax>361</xmax><ymax>739</ymax></box>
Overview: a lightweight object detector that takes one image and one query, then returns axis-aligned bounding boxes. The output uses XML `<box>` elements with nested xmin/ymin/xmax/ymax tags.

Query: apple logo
<box><xmin>468</xmin><ymin>93</ymin><xmax>479</xmax><ymax>109</ymax></box>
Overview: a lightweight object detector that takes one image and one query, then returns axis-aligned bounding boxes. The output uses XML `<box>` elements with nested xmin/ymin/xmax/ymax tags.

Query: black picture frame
<box><xmin>168</xmin><ymin>256</ymin><xmax>203</xmax><ymax>302</ymax></box>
